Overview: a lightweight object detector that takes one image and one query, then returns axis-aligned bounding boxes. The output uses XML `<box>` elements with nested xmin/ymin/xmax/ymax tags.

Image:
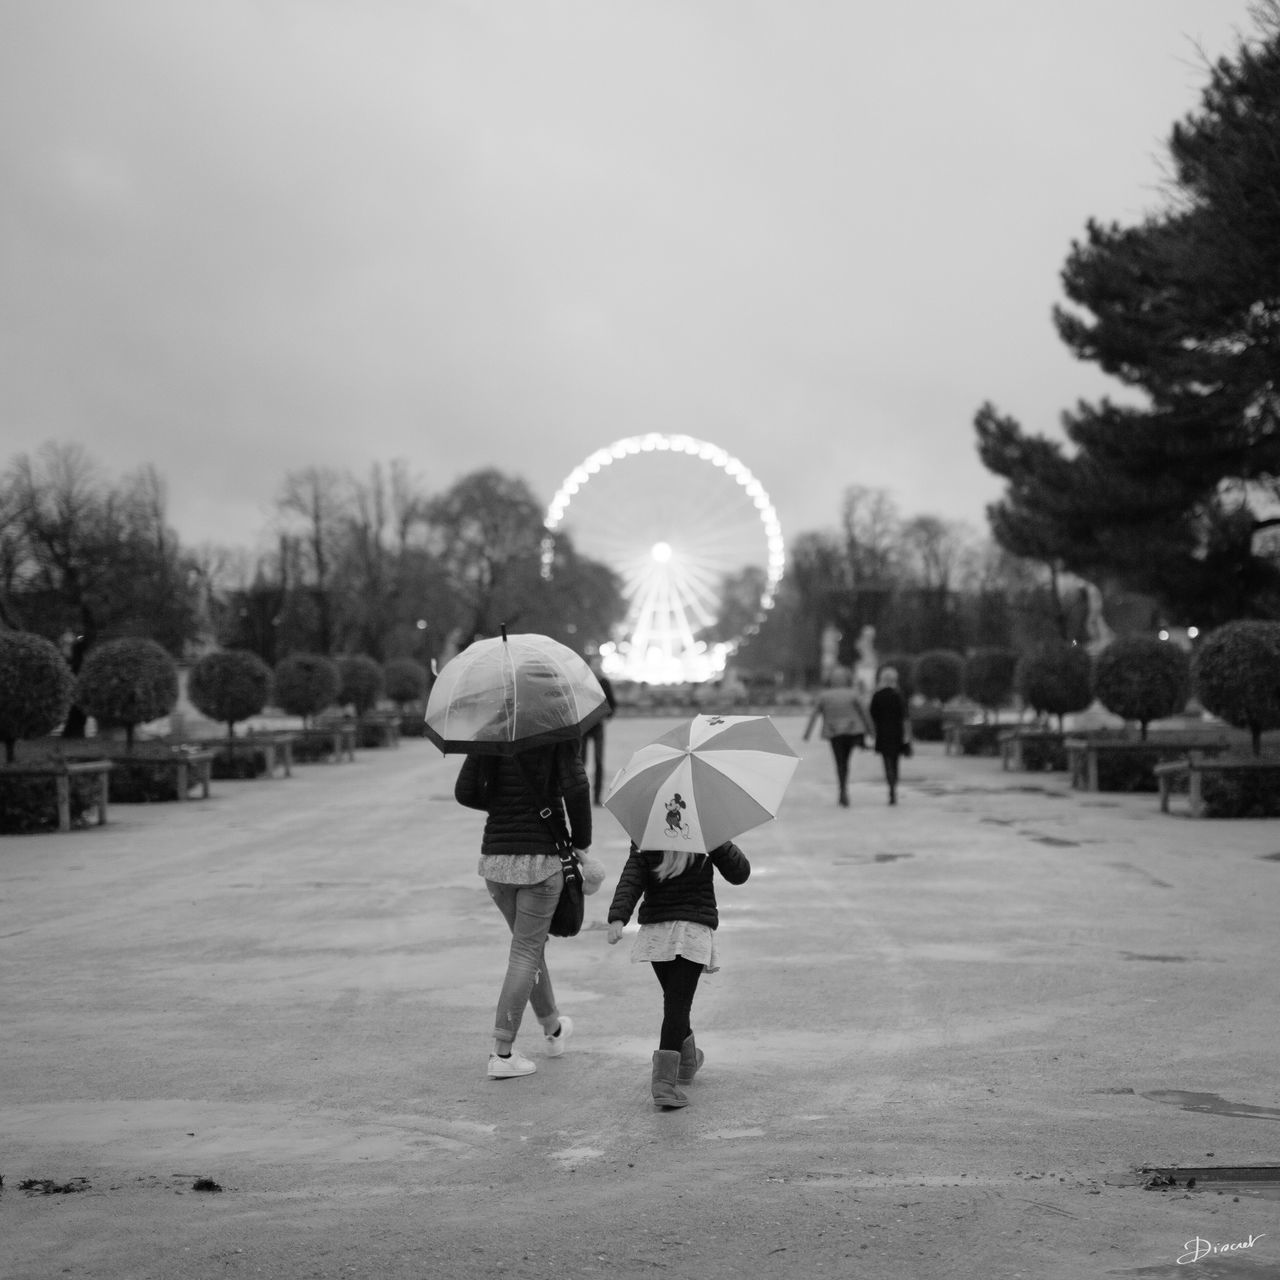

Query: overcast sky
<box><xmin>0</xmin><ymin>0</ymin><xmax>1260</xmax><ymax>560</ymax></box>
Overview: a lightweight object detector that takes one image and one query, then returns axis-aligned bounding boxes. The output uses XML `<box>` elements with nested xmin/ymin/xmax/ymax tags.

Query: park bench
<box><xmin>294</xmin><ymin>723</ymin><xmax>356</xmax><ymax>763</ymax></box>
<box><xmin>210</xmin><ymin>731</ymin><xmax>296</xmax><ymax>778</ymax></box>
<box><xmin>357</xmin><ymin>711</ymin><xmax>401</xmax><ymax>748</ymax></box>
<box><xmin>108</xmin><ymin>747</ymin><xmax>214</xmax><ymax>801</ymax></box>
<box><xmin>1065</xmin><ymin>734</ymin><xmax>1233</xmax><ymax>792</ymax></box>
<box><xmin>252</xmin><ymin>732</ymin><xmax>296</xmax><ymax>776</ymax></box>
<box><xmin>172</xmin><ymin>749</ymin><xmax>214</xmax><ymax>799</ymax></box>
<box><xmin>1155</xmin><ymin>754</ymin><xmax>1280</xmax><ymax>817</ymax></box>
<box><xmin>8</xmin><ymin>759</ymin><xmax>114</xmax><ymax>832</ymax></box>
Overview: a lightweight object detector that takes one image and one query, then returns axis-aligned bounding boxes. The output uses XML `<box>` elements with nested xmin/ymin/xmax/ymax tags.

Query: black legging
<box><xmin>652</xmin><ymin>956</ymin><xmax>703</xmax><ymax>1050</ymax></box>
<box><xmin>829</xmin><ymin>734</ymin><xmax>862</xmax><ymax>790</ymax></box>
<box><xmin>880</xmin><ymin>750</ymin><xmax>901</xmax><ymax>792</ymax></box>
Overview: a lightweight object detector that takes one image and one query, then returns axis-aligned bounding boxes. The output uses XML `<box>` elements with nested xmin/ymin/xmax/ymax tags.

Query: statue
<box><xmin>819</xmin><ymin>625</ymin><xmax>841</xmax><ymax>682</ymax></box>
<box><xmin>855</xmin><ymin>625</ymin><xmax>878</xmax><ymax>691</ymax></box>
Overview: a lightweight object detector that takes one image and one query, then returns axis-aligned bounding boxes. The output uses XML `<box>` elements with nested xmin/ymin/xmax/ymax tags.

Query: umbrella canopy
<box><xmin>603</xmin><ymin>714</ymin><xmax>799</xmax><ymax>853</ymax></box>
<box><xmin>424</xmin><ymin>632</ymin><xmax>608</xmax><ymax>755</ymax></box>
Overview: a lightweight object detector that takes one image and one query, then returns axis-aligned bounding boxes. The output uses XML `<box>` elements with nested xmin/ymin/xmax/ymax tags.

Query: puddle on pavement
<box><xmin>1028</xmin><ymin>834</ymin><xmax>1080</xmax><ymax>847</ymax></box>
<box><xmin>1121</xmin><ymin>952</ymin><xmax>1187</xmax><ymax>962</ymax></box>
<box><xmin>1107</xmin><ymin>861</ymin><xmax>1173</xmax><ymax>888</ymax></box>
<box><xmin>831</xmin><ymin>853</ymin><xmax>914</xmax><ymax>865</ymax></box>
<box><xmin>1136</xmin><ymin>1163</ymin><xmax>1280</xmax><ymax>1203</ymax></box>
<box><xmin>1142</xmin><ymin>1090</ymin><xmax>1280</xmax><ymax>1121</ymax></box>
<box><xmin>1114</xmin><ymin>1258</ymin><xmax>1277</xmax><ymax>1279</ymax></box>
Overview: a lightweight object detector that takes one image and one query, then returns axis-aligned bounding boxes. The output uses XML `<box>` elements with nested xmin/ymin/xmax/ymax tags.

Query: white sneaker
<box><xmin>544</xmin><ymin>1015</ymin><xmax>574</xmax><ymax>1058</ymax></box>
<box><xmin>487</xmin><ymin>1050</ymin><xmax>536</xmax><ymax>1079</ymax></box>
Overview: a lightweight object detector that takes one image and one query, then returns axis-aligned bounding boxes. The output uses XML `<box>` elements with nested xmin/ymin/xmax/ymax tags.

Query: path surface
<box><xmin>3</xmin><ymin>720</ymin><xmax>1280</xmax><ymax>1280</ymax></box>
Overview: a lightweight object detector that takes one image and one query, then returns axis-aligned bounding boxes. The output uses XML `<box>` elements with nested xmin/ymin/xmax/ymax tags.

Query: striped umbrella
<box><xmin>603</xmin><ymin>714</ymin><xmax>799</xmax><ymax>853</ymax></box>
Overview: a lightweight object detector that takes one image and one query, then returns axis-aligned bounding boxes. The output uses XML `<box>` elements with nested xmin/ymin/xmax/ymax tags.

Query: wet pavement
<box><xmin>2</xmin><ymin>718</ymin><xmax>1279</xmax><ymax>1279</ymax></box>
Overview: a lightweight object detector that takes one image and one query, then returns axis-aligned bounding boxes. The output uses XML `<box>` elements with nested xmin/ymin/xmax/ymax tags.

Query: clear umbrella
<box><xmin>424</xmin><ymin>631</ymin><xmax>608</xmax><ymax>755</ymax></box>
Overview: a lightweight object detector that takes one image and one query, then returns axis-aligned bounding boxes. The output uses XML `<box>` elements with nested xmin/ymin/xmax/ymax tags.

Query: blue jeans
<box><xmin>486</xmin><ymin>872</ymin><xmax>562</xmax><ymax>1048</ymax></box>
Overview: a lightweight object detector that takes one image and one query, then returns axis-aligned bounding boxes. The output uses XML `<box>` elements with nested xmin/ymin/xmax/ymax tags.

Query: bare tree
<box><xmin>277</xmin><ymin>467</ymin><xmax>345</xmax><ymax>653</ymax></box>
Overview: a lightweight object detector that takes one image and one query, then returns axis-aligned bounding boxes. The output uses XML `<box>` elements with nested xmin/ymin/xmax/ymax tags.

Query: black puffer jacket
<box><xmin>455</xmin><ymin>742</ymin><xmax>592</xmax><ymax>856</ymax></box>
<box><xmin>607</xmin><ymin>841</ymin><xmax>750</xmax><ymax>931</ymax></box>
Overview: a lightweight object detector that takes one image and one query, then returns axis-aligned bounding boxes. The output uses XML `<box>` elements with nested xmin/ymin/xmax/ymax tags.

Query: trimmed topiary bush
<box><xmin>914</xmin><ymin>649</ymin><xmax>964</xmax><ymax>705</ymax></box>
<box><xmin>75</xmin><ymin>637</ymin><xmax>179</xmax><ymax>749</ymax></box>
<box><xmin>188</xmin><ymin>649</ymin><xmax>273</xmax><ymax>747</ymax></box>
<box><xmin>0</xmin><ymin>631</ymin><xmax>76</xmax><ymax>764</ymax></box>
<box><xmin>274</xmin><ymin>653</ymin><xmax>341</xmax><ymax>727</ymax></box>
<box><xmin>1093</xmin><ymin>635</ymin><xmax>1191</xmax><ymax>740</ymax></box>
<box><xmin>1193</xmin><ymin>620</ymin><xmax>1280</xmax><ymax>756</ymax></box>
<box><xmin>962</xmin><ymin>647</ymin><xmax>1019</xmax><ymax>721</ymax></box>
<box><xmin>337</xmin><ymin>654</ymin><xmax>384</xmax><ymax>717</ymax></box>
<box><xmin>384</xmin><ymin>658</ymin><xmax>428</xmax><ymax>709</ymax></box>
<box><xmin>1016</xmin><ymin>641</ymin><xmax>1093</xmax><ymax>732</ymax></box>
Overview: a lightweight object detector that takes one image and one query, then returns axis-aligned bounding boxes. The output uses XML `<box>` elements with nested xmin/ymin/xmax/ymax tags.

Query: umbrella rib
<box><xmin>503</xmin><ymin>637</ymin><xmax>517</xmax><ymax>743</ymax></box>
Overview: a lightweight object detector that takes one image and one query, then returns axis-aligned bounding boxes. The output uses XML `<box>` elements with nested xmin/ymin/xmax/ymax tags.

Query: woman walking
<box><xmin>802</xmin><ymin>666</ymin><xmax>873</xmax><ymax>807</ymax></box>
<box><xmin>607</xmin><ymin>840</ymin><xmax>751</xmax><ymax>1109</ymax></box>
<box><xmin>869</xmin><ymin>666</ymin><xmax>912</xmax><ymax>806</ymax></box>
<box><xmin>455</xmin><ymin>740</ymin><xmax>593</xmax><ymax>1079</ymax></box>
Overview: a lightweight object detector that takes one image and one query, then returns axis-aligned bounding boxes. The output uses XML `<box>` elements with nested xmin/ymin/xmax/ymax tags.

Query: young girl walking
<box><xmin>606</xmin><ymin>840</ymin><xmax>751</xmax><ymax>1108</ymax></box>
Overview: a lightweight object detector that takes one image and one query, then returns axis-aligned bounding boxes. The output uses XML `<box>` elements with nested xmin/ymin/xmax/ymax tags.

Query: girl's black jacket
<box><xmin>607</xmin><ymin>841</ymin><xmax>750</xmax><ymax>931</ymax></box>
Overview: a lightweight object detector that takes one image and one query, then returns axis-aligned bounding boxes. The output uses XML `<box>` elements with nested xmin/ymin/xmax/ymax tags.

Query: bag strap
<box><xmin>511</xmin><ymin>751</ymin><xmax>573</xmax><ymax>851</ymax></box>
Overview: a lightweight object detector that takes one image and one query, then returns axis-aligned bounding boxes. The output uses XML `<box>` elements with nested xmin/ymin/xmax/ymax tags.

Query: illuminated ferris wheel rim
<box><xmin>544</xmin><ymin>433</ymin><xmax>787</xmax><ymax>611</ymax></box>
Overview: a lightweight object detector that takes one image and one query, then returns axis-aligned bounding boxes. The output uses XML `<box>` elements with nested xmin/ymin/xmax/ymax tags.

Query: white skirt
<box><xmin>630</xmin><ymin>919</ymin><xmax>719</xmax><ymax>973</ymax></box>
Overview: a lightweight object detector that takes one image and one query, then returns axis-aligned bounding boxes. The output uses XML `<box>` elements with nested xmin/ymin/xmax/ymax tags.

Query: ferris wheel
<box><xmin>544</xmin><ymin>435</ymin><xmax>785</xmax><ymax>684</ymax></box>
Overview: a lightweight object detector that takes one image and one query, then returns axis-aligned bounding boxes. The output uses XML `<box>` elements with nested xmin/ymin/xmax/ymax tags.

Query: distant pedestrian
<box><xmin>802</xmin><ymin>666</ymin><xmax>873</xmax><ymax>807</ymax></box>
<box><xmin>607</xmin><ymin>840</ymin><xmax>751</xmax><ymax>1109</ymax></box>
<box><xmin>869</xmin><ymin>666</ymin><xmax>912</xmax><ymax>806</ymax></box>
<box><xmin>580</xmin><ymin>655</ymin><xmax>617</xmax><ymax>806</ymax></box>
<box><xmin>455</xmin><ymin>741</ymin><xmax>594</xmax><ymax>1079</ymax></box>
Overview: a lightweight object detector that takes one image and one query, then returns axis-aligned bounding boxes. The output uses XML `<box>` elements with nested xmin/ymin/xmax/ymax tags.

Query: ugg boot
<box><xmin>651</xmin><ymin>1050</ymin><xmax>688</xmax><ymax>1109</ymax></box>
<box><xmin>677</xmin><ymin>1033</ymin><xmax>704</xmax><ymax>1084</ymax></box>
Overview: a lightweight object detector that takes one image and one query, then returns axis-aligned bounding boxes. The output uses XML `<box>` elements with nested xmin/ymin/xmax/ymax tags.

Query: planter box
<box><xmin>943</xmin><ymin>722</ymin><xmax>1006</xmax><ymax>757</ymax></box>
<box><xmin>290</xmin><ymin>725</ymin><xmax>356</xmax><ymax>764</ymax></box>
<box><xmin>356</xmin><ymin>712</ymin><xmax>401</xmax><ymax>749</ymax></box>
<box><xmin>209</xmin><ymin>732</ymin><xmax>295</xmax><ymax>780</ymax></box>
<box><xmin>999</xmin><ymin>729</ymin><xmax>1068</xmax><ymax>772</ymax></box>
<box><xmin>101</xmin><ymin>749</ymin><xmax>213</xmax><ymax>803</ymax></box>
<box><xmin>1156</xmin><ymin>755</ymin><xmax>1280</xmax><ymax>818</ymax></box>
<box><xmin>0</xmin><ymin>759</ymin><xmax>112</xmax><ymax>834</ymax></box>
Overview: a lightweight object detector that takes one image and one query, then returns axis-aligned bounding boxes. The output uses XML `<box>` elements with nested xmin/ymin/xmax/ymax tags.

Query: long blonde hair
<box><xmin>654</xmin><ymin>849</ymin><xmax>707</xmax><ymax>881</ymax></box>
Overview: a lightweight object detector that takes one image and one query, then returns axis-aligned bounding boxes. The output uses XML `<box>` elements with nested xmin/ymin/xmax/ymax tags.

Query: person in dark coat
<box><xmin>455</xmin><ymin>741</ymin><xmax>592</xmax><ymax>1079</ymax></box>
<box><xmin>606</xmin><ymin>840</ymin><xmax>750</xmax><ymax>1109</ymax></box>
<box><xmin>579</xmin><ymin>656</ymin><xmax>617</xmax><ymax>805</ymax></box>
<box><xmin>868</xmin><ymin>666</ymin><xmax>912</xmax><ymax>806</ymax></box>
